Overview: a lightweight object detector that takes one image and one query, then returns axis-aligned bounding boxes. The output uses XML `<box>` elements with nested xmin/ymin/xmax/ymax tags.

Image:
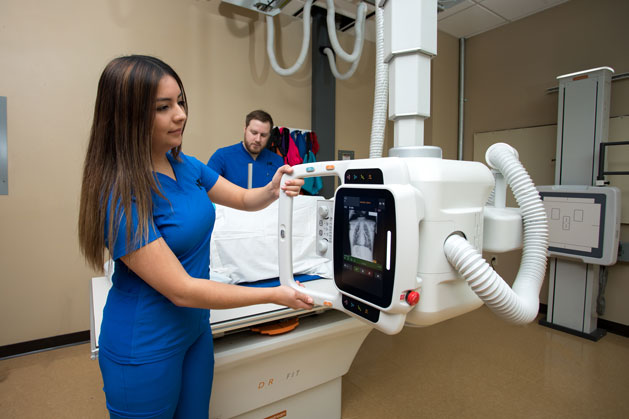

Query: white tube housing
<box><xmin>402</xmin><ymin>156</ymin><xmax>495</xmax><ymax>327</ymax></box>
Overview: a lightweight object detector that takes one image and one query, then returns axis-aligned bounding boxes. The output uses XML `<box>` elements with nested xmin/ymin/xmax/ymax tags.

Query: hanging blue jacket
<box><xmin>293</xmin><ymin>130</ymin><xmax>307</xmax><ymax>161</ymax></box>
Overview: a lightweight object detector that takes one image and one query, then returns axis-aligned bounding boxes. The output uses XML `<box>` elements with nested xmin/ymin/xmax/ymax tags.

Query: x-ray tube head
<box><xmin>278</xmin><ymin>155</ymin><xmax>501</xmax><ymax>334</ymax></box>
<box><xmin>280</xmin><ymin>147</ymin><xmax>549</xmax><ymax>331</ymax></box>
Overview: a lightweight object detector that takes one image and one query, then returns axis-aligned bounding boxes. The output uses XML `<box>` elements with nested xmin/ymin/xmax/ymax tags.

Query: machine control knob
<box><xmin>318</xmin><ymin>205</ymin><xmax>330</xmax><ymax>219</ymax></box>
<box><xmin>317</xmin><ymin>239</ymin><xmax>329</xmax><ymax>254</ymax></box>
<box><xmin>405</xmin><ymin>291</ymin><xmax>420</xmax><ymax>306</ymax></box>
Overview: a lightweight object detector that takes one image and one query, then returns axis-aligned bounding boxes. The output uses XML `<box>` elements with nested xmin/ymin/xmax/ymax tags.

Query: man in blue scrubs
<box><xmin>208</xmin><ymin>110</ymin><xmax>284</xmax><ymax>188</ymax></box>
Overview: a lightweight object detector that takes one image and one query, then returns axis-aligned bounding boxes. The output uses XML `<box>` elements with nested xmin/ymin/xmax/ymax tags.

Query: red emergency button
<box><xmin>405</xmin><ymin>291</ymin><xmax>420</xmax><ymax>306</ymax></box>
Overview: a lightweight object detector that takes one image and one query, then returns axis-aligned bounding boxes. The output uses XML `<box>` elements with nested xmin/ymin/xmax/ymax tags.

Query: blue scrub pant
<box><xmin>99</xmin><ymin>328</ymin><xmax>214</xmax><ymax>419</ymax></box>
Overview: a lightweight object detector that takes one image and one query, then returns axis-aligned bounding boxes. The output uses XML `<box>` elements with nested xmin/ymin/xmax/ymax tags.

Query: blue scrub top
<box><xmin>100</xmin><ymin>152</ymin><xmax>219</xmax><ymax>364</ymax></box>
<box><xmin>207</xmin><ymin>142</ymin><xmax>284</xmax><ymax>188</ymax></box>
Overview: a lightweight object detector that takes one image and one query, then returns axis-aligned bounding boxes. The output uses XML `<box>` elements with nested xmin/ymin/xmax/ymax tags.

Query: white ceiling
<box><xmin>437</xmin><ymin>0</ymin><xmax>570</xmax><ymax>39</ymax></box>
<box><xmin>259</xmin><ymin>0</ymin><xmax>571</xmax><ymax>41</ymax></box>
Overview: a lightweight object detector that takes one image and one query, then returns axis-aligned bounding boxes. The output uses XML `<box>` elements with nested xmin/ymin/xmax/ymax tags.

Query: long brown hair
<box><xmin>78</xmin><ymin>55</ymin><xmax>187</xmax><ymax>271</ymax></box>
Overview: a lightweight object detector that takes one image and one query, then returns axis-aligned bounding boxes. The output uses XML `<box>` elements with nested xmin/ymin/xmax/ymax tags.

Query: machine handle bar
<box><xmin>278</xmin><ymin>162</ymin><xmax>350</xmax><ymax>308</ymax></box>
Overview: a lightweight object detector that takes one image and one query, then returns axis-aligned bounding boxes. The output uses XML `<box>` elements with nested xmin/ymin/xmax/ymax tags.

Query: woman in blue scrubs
<box><xmin>78</xmin><ymin>55</ymin><xmax>313</xmax><ymax>419</ymax></box>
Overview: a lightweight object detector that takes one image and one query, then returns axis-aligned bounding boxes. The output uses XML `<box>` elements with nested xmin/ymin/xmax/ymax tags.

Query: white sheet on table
<box><xmin>210</xmin><ymin>195</ymin><xmax>332</xmax><ymax>284</ymax></box>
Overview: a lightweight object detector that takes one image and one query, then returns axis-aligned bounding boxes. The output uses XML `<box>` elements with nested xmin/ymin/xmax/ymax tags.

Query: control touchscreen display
<box><xmin>334</xmin><ymin>187</ymin><xmax>396</xmax><ymax>308</ymax></box>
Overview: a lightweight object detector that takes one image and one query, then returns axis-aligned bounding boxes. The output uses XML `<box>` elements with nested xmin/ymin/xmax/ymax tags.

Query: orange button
<box><xmin>323</xmin><ymin>301</ymin><xmax>333</xmax><ymax>307</ymax></box>
<box><xmin>325</xmin><ymin>165</ymin><xmax>335</xmax><ymax>170</ymax></box>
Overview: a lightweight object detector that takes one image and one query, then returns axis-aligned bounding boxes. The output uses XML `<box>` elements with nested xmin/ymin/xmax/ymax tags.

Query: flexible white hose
<box><xmin>369</xmin><ymin>3</ymin><xmax>387</xmax><ymax>158</ymax></box>
<box><xmin>486</xmin><ymin>169</ymin><xmax>507</xmax><ymax>207</ymax></box>
<box><xmin>325</xmin><ymin>0</ymin><xmax>367</xmax><ymax>63</ymax></box>
<box><xmin>486</xmin><ymin>187</ymin><xmax>495</xmax><ymax>206</ymax></box>
<box><xmin>444</xmin><ymin>143</ymin><xmax>549</xmax><ymax>324</ymax></box>
<box><xmin>322</xmin><ymin>47</ymin><xmax>360</xmax><ymax>79</ymax></box>
<box><xmin>266</xmin><ymin>0</ymin><xmax>313</xmax><ymax>76</ymax></box>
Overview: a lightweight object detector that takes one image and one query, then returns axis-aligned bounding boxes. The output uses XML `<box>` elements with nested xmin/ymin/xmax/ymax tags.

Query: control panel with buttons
<box><xmin>342</xmin><ymin>294</ymin><xmax>380</xmax><ymax>323</ymax></box>
<box><xmin>316</xmin><ymin>199</ymin><xmax>334</xmax><ymax>260</ymax></box>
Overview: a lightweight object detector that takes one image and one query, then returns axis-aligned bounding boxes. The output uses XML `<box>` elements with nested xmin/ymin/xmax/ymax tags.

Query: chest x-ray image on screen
<box><xmin>348</xmin><ymin>211</ymin><xmax>377</xmax><ymax>261</ymax></box>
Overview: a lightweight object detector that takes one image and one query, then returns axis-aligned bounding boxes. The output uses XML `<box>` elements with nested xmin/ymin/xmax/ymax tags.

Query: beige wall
<box><xmin>428</xmin><ymin>31</ymin><xmax>460</xmax><ymax>159</ymax></box>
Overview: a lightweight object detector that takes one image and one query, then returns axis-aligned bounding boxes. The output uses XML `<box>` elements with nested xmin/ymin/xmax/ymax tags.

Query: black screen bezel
<box><xmin>333</xmin><ymin>187</ymin><xmax>396</xmax><ymax>308</ymax></box>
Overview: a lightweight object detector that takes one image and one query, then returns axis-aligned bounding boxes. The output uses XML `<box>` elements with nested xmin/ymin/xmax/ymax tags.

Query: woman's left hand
<box><xmin>271</xmin><ymin>165</ymin><xmax>304</xmax><ymax>198</ymax></box>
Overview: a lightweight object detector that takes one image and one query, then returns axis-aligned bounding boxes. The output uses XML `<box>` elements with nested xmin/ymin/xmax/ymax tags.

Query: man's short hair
<box><xmin>245</xmin><ymin>109</ymin><xmax>273</xmax><ymax>129</ymax></box>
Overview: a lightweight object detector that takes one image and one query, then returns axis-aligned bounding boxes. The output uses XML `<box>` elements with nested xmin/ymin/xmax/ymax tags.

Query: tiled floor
<box><xmin>1</xmin><ymin>307</ymin><xmax>628</xmax><ymax>418</ymax></box>
<box><xmin>341</xmin><ymin>307</ymin><xmax>629</xmax><ymax>418</ymax></box>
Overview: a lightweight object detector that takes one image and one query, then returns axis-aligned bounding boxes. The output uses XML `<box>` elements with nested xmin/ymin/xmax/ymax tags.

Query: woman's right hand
<box><xmin>274</xmin><ymin>285</ymin><xmax>314</xmax><ymax>310</ymax></box>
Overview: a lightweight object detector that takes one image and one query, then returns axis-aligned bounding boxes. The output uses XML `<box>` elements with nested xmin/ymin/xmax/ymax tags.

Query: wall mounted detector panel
<box><xmin>538</xmin><ymin>185</ymin><xmax>621</xmax><ymax>266</ymax></box>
